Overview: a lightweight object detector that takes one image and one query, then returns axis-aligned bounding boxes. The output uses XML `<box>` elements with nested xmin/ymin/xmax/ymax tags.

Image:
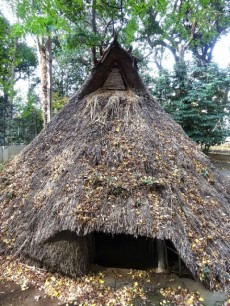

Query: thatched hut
<box><xmin>0</xmin><ymin>40</ymin><xmax>229</xmax><ymax>293</ymax></box>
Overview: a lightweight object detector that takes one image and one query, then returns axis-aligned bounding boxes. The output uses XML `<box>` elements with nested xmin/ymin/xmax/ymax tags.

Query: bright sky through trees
<box><xmin>1</xmin><ymin>1</ymin><xmax>230</xmax><ymax>69</ymax></box>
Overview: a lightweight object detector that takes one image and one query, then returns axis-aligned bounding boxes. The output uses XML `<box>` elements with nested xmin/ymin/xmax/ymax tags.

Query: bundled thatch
<box><xmin>0</xmin><ymin>40</ymin><xmax>229</xmax><ymax>293</ymax></box>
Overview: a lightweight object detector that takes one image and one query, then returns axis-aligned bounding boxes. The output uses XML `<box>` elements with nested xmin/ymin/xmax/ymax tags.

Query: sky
<box><xmin>212</xmin><ymin>33</ymin><xmax>230</xmax><ymax>68</ymax></box>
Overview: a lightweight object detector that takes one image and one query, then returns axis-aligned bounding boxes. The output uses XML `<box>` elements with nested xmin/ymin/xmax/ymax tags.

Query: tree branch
<box><xmin>147</xmin><ymin>35</ymin><xmax>178</xmax><ymax>62</ymax></box>
<box><xmin>181</xmin><ymin>19</ymin><xmax>197</xmax><ymax>54</ymax></box>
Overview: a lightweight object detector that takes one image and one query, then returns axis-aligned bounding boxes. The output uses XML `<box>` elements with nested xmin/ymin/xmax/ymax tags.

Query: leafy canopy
<box><xmin>154</xmin><ymin>62</ymin><xmax>230</xmax><ymax>152</ymax></box>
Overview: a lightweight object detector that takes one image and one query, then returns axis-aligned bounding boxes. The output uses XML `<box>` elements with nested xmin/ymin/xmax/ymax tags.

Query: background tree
<box><xmin>0</xmin><ymin>14</ymin><xmax>12</xmax><ymax>145</ymax></box>
<box><xmin>14</xmin><ymin>0</ymin><xmax>74</xmax><ymax>126</ymax></box>
<box><xmin>13</xmin><ymin>85</ymin><xmax>43</xmax><ymax>144</ymax></box>
<box><xmin>153</xmin><ymin>62</ymin><xmax>230</xmax><ymax>152</ymax></box>
<box><xmin>0</xmin><ymin>12</ymin><xmax>38</xmax><ymax>145</ymax></box>
<box><xmin>130</xmin><ymin>0</ymin><xmax>230</xmax><ymax>65</ymax></box>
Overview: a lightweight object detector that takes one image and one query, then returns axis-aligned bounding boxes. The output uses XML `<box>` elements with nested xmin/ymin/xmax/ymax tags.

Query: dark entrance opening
<box><xmin>91</xmin><ymin>232</ymin><xmax>191</xmax><ymax>276</ymax></box>
<box><xmin>93</xmin><ymin>232</ymin><xmax>155</xmax><ymax>269</ymax></box>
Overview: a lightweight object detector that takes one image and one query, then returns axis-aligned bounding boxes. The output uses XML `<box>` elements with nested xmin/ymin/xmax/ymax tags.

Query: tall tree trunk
<box><xmin>1</xmin><ymin>94</ymin><xmax>8</xmax><ymax>146</ymax></box>
<box><xmin>47</xmin><ymin>35</ymin><xmax>52</xmax><ymax>122</ymax></box>
<box><xmin>37</xmin><ymin>37</ymin><xmax>51</xmax><ymax>127</ymax></box>
<box><xmin>39</xmin><ymin>42</ymin><xmax>48</xmax><ymax>126</ymax></box>
<box><xmin>91</xmin><ymin>0</ymin><xmax>97</xmax><ymax>64</ymax></box>
<box><xmin>9</xmin><ymin>39</ymin><xmax>17</xmax><ymax>120</ymax></box>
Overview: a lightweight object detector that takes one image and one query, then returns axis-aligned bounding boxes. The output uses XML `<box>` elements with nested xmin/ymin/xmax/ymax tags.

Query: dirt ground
<box><xmin>0</xmin><ymin>268</ymin><xmax>227</xmax><ymax>306</ymax></box>
<box><xmin>213</xmin><ymin>160</ymin><xmax>230</xmax><ymax>179</ymax></box>
<box><xmin>0</xmin><ymin>281</ymin><xmax>63</xmax><ymax>306</ymax></box>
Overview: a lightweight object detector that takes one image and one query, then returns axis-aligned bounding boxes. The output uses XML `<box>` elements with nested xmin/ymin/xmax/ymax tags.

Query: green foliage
<box><xmin>15</xmin><ymin>43</ymin><xmax>38</xmax><ymax>79</ymax></box>
<box><xmin>0</xmin><ymin>14</ymin><xmax>20</xmax><ymax>144</ymax></box>
<box><xmin>140</xmin><ymin>176</ymin><xmax>155</xmax><ymax>187</ymax></box>
<box><xmin>154</xmin><ymin>62</ymin><xmax>230</xmax><ymax>152</ymax></box>
<box><xmin>0</xmin><ymin>14</ymin><xmax>13</xmax><ymax>94</ymax></box>
<box><xmin>0</xmin><ymin>96</ymin><xmax>8</xmax><ymax>146</ymax></box>
<box><xmin>8</xmin><ymin>88</ymin><xmax>43</xmax><ymax>145</ymax></box>
<box><xmin>52</xmin><ymin>42</ymin><xmax>91</xmax><ymax>97</ymax></box>
<box><xmin>130</xmin><ymin>0</ymin><xmax>230</xmax><ymax>64</ymax></box>
<box><xmin>124</xmin><ymin>17</ymin><xmax>138</xmax><ymax>44</ymax></box>
<box><xmin>52</xmin><ymin>92</ymin><xmax>68</xmax><ymax>115</ymax></box>
<box><xmin>0</xmin><ymin>12</ymin><xmax>39</xmax><ymax>146</ymax></box>
<box><xmin>16</xmin><ymin>0</ymin><xmax>71</xmax><ymax>35</ymax></box>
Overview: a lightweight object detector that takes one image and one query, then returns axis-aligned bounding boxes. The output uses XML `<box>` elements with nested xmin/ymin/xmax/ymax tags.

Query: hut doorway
<box><xmin>92</xmin><ymin>232</ymin><xmax>155</xmax><ymax>269</ymax></box>
<box><xmin>91</xmin><ymin>232</ymin><xmax>190</xmax><ymax>276</ymax></box>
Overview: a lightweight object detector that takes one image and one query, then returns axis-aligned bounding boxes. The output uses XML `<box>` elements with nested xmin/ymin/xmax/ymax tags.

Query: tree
<box><xmin>132</xmin><ymin>0</ymin><xmax>230</xmax><ymax>65</ymax></box>
<box><xmin>13</xmin><ymin>86</ymin><xmax>43</xmax><ymax>144</ymax></box>
<box><xmin>0</xmin><ymin>13</ymin><xmax>14</xmax><ymax>142</ymax></box>
<box><xmin>154</xmin><ymin>62</ymin><xmax>230</xmax><ymax>152</ymax></box>
<box><xmin>52</xmin><ymin>37</ymin><xmax>91</xmax><ymax>98</ymax></box>
<box><xmin>0</xmin><ymin>13</ymin><xmax>38</xmax><ymax>145</ymax></box>
<box><xmin>14</xmin><ymin>42</ymin><xmax>38</xmax><ymax>81</ymax></box>
<box><xmin>14</xmin><ymin>0</ymin><xmax>69</xmax><ymax>126</ymax></box>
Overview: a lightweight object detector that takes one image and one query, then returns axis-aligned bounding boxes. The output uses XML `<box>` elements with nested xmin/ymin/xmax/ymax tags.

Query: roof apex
<box><xmin>99</xmin><ymin>36</ymin><xmax>134</xmax><ymax>64</ymax></box>
<box><xmin>71</xmin><ymin>39</ymin><xmax>147</xmax><ymax>101</ymax></box>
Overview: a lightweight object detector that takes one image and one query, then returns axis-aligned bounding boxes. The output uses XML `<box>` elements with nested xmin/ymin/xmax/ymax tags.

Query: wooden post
<box><xmin>156</xmin><ymin>239</ymin><xmax>168</xmax><ymax>272</ymax></box>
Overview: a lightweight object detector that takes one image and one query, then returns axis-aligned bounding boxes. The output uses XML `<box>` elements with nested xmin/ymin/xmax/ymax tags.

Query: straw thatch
<box><xmin>0</xmin><ymin>40</ymin><xmax>229</xmax><ymax>292</ymax></box>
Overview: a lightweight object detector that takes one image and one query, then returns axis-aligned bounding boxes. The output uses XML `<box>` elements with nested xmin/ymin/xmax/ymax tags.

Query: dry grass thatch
<box><xmin>0</xmin><ymin>41</ymin><xmax>229</xmax><ymax>293</ymax></box>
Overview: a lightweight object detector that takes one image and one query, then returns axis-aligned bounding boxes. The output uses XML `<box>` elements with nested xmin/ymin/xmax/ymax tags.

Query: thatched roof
<box><xmin>0</xmin><ymin>40</ymin><xmax>229</xmax><ymax>293</ymax></box>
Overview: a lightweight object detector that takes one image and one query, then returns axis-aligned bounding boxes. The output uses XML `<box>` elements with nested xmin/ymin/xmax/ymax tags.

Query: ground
<box><xmin>0</xmin><ymin>282</ymin><xmax>61</xmax><ymax>306</ymax></box>
<box><xmin>210</xmin><ymin>143</ymin><xmax>230</xmax><ymax>153</ymax></box>
<box><xmin>0</xmin><ymin>268</ymin><xmax>228</xmax><ymax>306</ymax></box>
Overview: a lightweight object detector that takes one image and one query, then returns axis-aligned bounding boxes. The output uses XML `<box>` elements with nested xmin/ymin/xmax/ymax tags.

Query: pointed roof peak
<box><xmin>71</xmin><ymin>39</ymin><xmax>147</xmax><ymax>101</ymax></box>
<box><xmin>100</xmin><ymin>35</ymin><xmax>134</xmax><ymax>64</ymax></box>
